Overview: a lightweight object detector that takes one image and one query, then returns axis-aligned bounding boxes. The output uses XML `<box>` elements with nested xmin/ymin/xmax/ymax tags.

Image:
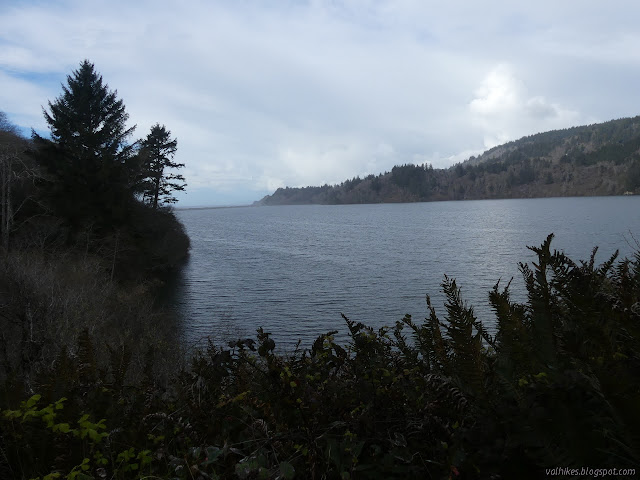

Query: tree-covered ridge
<box><xmin>471</xmin><ymin>114</ymin><xmax>640</xmax><ymax>164</ymax></box>
<box><xmin>1</xmin><ymin>235</ymin><xmax>639</xmax><ymax>479</ymax></box>
<box><xmin>259</xmin><ymin>116</ymin><xmax>640</xmax><ymax>205</ymax></box>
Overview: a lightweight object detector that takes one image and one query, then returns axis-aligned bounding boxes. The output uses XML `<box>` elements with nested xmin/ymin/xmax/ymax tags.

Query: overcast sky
<box><xmin>1</xmin><ymin>1</ymin><xmax>639</xmax><ymax>205</ymax></box>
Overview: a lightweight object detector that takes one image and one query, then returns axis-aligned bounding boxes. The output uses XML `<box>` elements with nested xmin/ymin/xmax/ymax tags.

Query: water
<box><xmin>171</xmin><ymin>196</ymin><xmax>640</xmax><ymax>350</ymax></box>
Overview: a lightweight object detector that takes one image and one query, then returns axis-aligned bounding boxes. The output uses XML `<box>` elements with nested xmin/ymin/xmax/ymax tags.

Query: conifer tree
<box><xmin>34</xmin><ymin>60</ymin><xmax>136</xmax><ymax>227</ymax></box>
<box><xmin>43</xmin><ymin>60</ymin><xmax>135</xmax><ymax>166</ymax></box>
<box><xmin>138</xmin><ymin>124</ymin><xmax>185</xmax><ymax>208</ymax></box>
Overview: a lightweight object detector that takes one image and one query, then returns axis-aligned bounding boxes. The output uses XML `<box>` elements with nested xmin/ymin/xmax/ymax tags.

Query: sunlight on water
<box><xmin>172</xmin><ymin>196</ymin><xmax>640</xmax><ymax>350</ymax></box>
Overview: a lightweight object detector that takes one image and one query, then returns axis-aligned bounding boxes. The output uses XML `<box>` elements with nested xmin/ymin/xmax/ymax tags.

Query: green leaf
<box><xmin>235</xmin><ymin>462</ymin><xmax>251</xmax><ymax>479</ymax></box>
<box><xmin>279</xmin><ymin>461</ymin><xmax>295</xmax><ymax>480</ymax></box>
<box><xmin>3</xmin><ymin>409</ymin><xmax>21</xmax><ymax>420</ymax></box>
<box><xmin>53</xmin><ymin>423</ymin><xmax>71</xmax><ymax>433</ymax></box>
<box><xmin>26</xmin><ymin>394</ymin><xmax>41</xmax><ymax>409</ymax></box>
<box><xmin>42</xmin><ymin>473</ymin><xmax>62</xmax><ymax>480</ymax></box>
<box><xmin>202</xmin><ymin>446</ymin><xmax>223</xmax><ymax>465</ymax></box>
<box><xmin>352</xmin><ymin>440</ymin><xmax>365</xmax><ymax>458</ymax></box>
<box><xmin>74</xmin><ymin>474</ymin><xmax>93</xmax><ymax>480</ymax></box>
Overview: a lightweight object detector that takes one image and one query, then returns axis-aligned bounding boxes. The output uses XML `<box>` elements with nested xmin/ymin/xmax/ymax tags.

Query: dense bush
<box><xmin>1</xmin><ymin>235</ymin><xmax>639</xmax><ymax>479</ymax></box>
<box><xmin>0</xmin><ymin>249</ymin><xmax>183</xmax><ymax>404</ymax></box>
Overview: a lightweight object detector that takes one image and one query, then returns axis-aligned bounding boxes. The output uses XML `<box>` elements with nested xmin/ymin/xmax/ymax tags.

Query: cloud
<box><xmin>273</xmin><ymin>135</ymin><xmax>396</xmax><ymax>187</ymax></box>
<box><xmin>0</xmin><ymin>71</ymin><xmax>52</xmax><ymax>131</ymax></box>
<box><xmin>1</xmin><ymin>1</ymin><xmax>639</xmax><ymax>204</ymax></box>
<box><xmin>469</xmin><ymin>64</ymin><xmax>583</xmax><ymax>148</ymax></box>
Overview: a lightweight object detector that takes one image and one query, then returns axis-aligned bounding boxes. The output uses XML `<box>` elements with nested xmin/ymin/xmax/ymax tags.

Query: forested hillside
<box><xmin>259</xmin><ymin>116</ymin><xmax>640</xmax><ymax>205</ymax></box>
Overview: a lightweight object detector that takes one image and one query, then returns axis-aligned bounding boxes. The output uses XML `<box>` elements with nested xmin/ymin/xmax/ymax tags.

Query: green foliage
<box><xmin>626</xmin><ymin>158</ymin><xmax>640</xmax><ymax>191</ymax></box>
<box><xmin>2</xmin><ymin>236</ymin><xmax>640</xmax><ymax>478</ymax></box>
<box><xmin>33</xmin><ymin>60</ymin><xmax>137</xmax><ymax>229</ymax></box>
<box><xmin>19</xmin><ymin>61</ymin><xmax>189</xmax><ymax>280</ymax></box>
<box><xmin>43</xmin><ymin>60</ymin><xmax>135</xmax><ymax>165</ymax></box>
<box><xmin>0</xmin><ymin>62</ymin><xmax>192</xmax><ymax>479</ymax></box>
<box><xmin>260</xmin><ymin>116</ymin><xmax>640</xmax><ymax>205</ymax></box>
<box><xmin>136</xmin><ymin>123</ymin><xmax>185</xmax><ymax>208</ymax></box>
<box><xmin>391</xmin><ymin>163</ymin><xmax>433</xmax><ymax>198</ymax></box>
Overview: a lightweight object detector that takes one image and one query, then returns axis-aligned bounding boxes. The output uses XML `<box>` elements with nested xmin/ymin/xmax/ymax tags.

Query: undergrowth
<box><xmin>1</xmin><ymin>234</ymin><xmax>639</xmax><ymax>479</ymax></box>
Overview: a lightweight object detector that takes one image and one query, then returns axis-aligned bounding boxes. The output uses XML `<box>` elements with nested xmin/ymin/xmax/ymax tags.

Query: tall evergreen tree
<box><xmin>43</xmin><ymin>60</ymin><xmax>135</xmax><ymax>166</ymax></box>
<box><xmin>138</xmin><ymin>124</ymin><xmax>185</xmax><ymax>208</ymax></box>
<box><xmin>34</xmin><ymin>60</ymin><xmax>136</xmax><ymax>227</ymax></box>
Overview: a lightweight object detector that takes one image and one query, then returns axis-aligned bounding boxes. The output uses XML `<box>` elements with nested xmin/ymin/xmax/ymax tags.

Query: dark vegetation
<box><xmin>2</xmin><ymin>62</ymin><xmax>640</xmax><ymax>478</ymax></box>
<box><xmin>0</xmin><ymin>60</ymin><xmax>191</xmax><ymax>476</ymax></box>
<box><xmin>1</xmin><ymin>235</ymin><xmax>639</xmax><ymax>479</ymax></box>
<box><xmin>1</xmin><ymin>60</ymin><xmax>190</xmax><ymax>278</ymax></box>
<box><xmin>259</xmin><ymin>116</ymin><xmax>640</xmax><ymax>205</ymax></box>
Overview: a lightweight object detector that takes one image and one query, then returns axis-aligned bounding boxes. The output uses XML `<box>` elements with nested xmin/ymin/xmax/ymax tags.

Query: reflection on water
<box><xmin>171</xmin><ymin>196</ymin><xmax>640</xmax><ymax>350</ymax></box>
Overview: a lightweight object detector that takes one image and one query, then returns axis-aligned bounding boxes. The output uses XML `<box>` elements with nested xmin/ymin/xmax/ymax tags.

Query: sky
<box><xmin>1</xmin><ymin>1</ymin><xmax>640</xmax><ymax>206</ymax></box>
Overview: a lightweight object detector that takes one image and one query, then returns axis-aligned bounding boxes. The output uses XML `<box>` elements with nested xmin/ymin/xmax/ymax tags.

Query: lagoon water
<box><xmin>172</xmin><ymin>196</ymin><xmax>640</xmax><ymax>350</ymax></box>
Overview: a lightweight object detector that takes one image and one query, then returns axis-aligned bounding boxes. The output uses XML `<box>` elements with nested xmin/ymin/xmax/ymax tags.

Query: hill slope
<box><xmin>259</xmin><ymin>116</ymin><xmax>640</xmax><ymax>205</ymax></box>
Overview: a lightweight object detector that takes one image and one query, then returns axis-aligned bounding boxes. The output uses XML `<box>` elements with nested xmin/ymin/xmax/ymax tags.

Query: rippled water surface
<box><xmin>171</xmin><ymin>197</ymin><xmax>640</xmax><ymax>349</ymax></box>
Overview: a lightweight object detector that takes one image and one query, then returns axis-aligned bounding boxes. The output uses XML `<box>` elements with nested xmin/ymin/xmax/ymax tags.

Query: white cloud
<box><xmin>469</xmin><ymin>64</ymin><xmax>583</xmax><ymax>149</ymax></box>
<box><xmin>0</xmin><ymin>71</ymin><xmax>50</xmax><ymax>131</ymax></box>
<box><xmin>1</xmin><ymin>1</ymin><xmax>639</xmax><ymax>204</ymax></box>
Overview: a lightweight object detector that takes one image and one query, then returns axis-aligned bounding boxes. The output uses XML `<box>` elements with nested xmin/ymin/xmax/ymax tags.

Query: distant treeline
<box><xmin>259</xmin><ymin>116</ymin><xmax>640</xmax><ymax>205</ymax></box>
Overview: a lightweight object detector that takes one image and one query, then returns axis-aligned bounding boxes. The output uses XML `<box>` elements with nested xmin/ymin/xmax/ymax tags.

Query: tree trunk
<box><xmin>0</xmin><ymin>154</ymin><xmax>10</xmax><ymax>253</ymax></box>
<box><xmin>111</xmin><ymin>230</ymin><xmax>120</xmax><ymax>282</ymax></box>
<box><xmin>153</xmin><ymin>173</ymin><xmax>161</xmax><ymax>209</ymax></box>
